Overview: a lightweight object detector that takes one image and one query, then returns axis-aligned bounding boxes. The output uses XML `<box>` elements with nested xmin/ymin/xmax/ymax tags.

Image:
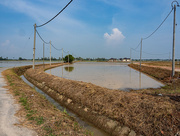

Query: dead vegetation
<box><xmin>24</xmin><ymin>64</ymin><xmax>180</xmax><ymax>136</ymax></box>
<box><xmin>2</xmin><ymin>62</ymin><xmax>180</xmax><ymax>136</ymax></box>
<box><xmin>2</xmin><ymin>65</ymin><xmax>93</xmax><ymax>136</ymax></box>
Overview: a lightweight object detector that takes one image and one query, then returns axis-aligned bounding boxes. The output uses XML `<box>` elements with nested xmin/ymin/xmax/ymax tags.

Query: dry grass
<box><xmin>25</xmin><ymin>65</ymin><xmax>180</xmax><ymax>136</ymax></box>
<box><xmin>2</xmin><ymin>66</ymin><xmax>93</xmax><ymax>136</ymax></box>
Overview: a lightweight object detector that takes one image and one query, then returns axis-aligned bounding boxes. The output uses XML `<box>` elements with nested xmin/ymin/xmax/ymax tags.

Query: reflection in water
<box><xmin>46</xmin><ymin>62</ymin><xmax>164</xmax><ymax>91</ymax></box>
<box><xmin>64</xmin><ymin>66</ymin><xmax>74</xmax><ymax>72</ymax></box>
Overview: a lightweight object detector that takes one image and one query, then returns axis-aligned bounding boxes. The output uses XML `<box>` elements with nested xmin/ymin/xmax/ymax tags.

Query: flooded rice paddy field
<box><xmin>0</xmin><ymin>61</ymin><xmax>60</xmax><ymax>68</ymax></box>
<box><xmin>46</xmin><ymin>62</ymin><xmax>164</xmax><ymax>91</ymax></box>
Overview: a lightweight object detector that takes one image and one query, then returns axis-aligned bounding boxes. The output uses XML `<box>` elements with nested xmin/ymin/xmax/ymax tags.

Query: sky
<box><xmin>0</xmin><ymin>0</ymin><xmax>180</xmax><ymax>60</ymax></box>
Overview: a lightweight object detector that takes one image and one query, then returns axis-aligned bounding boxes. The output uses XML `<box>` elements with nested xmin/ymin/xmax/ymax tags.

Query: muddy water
<box><xmin>21</xmin><ymin>76</ymin><xmax>109</xmax><ymax>136</ymax></box>
<box><xmin>46</xmin><ymin>62</ymin><xmax>164</xmax><ymax>91</ymax></box>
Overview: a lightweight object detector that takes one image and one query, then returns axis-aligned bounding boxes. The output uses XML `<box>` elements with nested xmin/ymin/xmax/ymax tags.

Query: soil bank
<box><xmin>24</xmin><ymin>64</ymin><xmax>179</xmax><ymax>136</ymax></box>
<box><xmin>2</xmin><ymin>64</ymin><xmax>94</xmax><ymax>136</ymax></box>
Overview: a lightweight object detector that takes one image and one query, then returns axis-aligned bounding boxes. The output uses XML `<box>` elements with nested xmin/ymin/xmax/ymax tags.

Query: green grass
<box><xmin>14</xmin><ymin>90</ymin><xmax>20</xmax><ymax>96</ymax></box>
<box><xmin>36</xmin><ymin>116</ymin><xmax>45</xmax><ymax>125</ymax></box>
<box><xmin>19</xmin><ymin>97</ymin><xmax>28</xmax><ymax>106</ymax></box>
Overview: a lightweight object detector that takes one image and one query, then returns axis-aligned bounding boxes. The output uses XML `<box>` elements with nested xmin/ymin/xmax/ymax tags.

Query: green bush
<box><xmin>63</xmin><ymin>54</ymin><xmax>74</xmax><ymax>63</ymax></box>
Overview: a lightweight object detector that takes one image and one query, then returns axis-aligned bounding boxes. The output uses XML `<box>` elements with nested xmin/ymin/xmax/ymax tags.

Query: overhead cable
<box><xmin>143</xmin><ymin>8</ymin><xmax>173</xmax><ymax>40</ymax></box>
<box><xmin>36</xmin><ymin>29</ymin><xmax>50</xmax><ymax>44</ymax></box>
<box><xmin>131</xmin><ymin>48</ymin><xmax>140</xmax><ymax>52</ymax></box>
<box><xmin>133</xmin><ymin>41</ymin><xmax>141</xmax><ymax>50</ymax></box>
<box><xmin>51</xmin><ymin>43</ymin><xmax>62</xmax><ymax>51</ymax></box>
<box><xmin>171</xmin><ymin>1</ymin><xmax>180</xmax><ymax>8</ymax></box>
<box><xmin>63</xmin><ymin>50</ymin><xmax>69</xmax><ymax>54</ymax></box>
<box><xmin>36</xmin><ymin>0</ymin><xmax>73</xmax><ymax>28</ymax></box>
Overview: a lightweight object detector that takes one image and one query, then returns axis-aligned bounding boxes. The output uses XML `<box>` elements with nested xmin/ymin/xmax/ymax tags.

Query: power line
<box><xmin>132</xmin><ymin>48</ymin><xmax>169</xmax><ymax>56</ymax></box>
<box><xmin>132</xmin><ymin>48</ymin><xmax>140</xmax><ymax>52</ymax></box>
<box><xmin>63</xmin><ymin>50</ymin><xmax>69</xmax><ymax>54</ymax></box>
<box><xmin>51</xmin><ymin>43</ymin><xmax>62</xmax><ymax>51</ymax></box>
<box><xmin>36</xmin><ymin>0</ymin><xmax>73</xmax><ymax>28</ymax></box>
<box><xmin>36</xmin><ymin>29</ymin><xmax>50</xmax><ymax>44</ymax></box>
<box><xmin>133</xmin><ymin>41</ymin><xmax>141</xmax><ymax>50</ymax></box>
<box><xmin>143</xmin><ymin>8</ymin><xmax>173</xmax><ymax>40</ymax></box>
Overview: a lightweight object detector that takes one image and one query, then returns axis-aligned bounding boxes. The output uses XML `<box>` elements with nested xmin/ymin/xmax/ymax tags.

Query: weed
<box><xmin>43</xmin><ymin>125</ymin><xmax>53</xmax><ymax>133</ymax></box>
<box><xmin>6</xmin><ymin>75</ymin><xmax>11</xmax><ymax>82</ymax></box>
<box><xmin>14</xmin><ymin>90</ymin><xmax>20</xmax><ymax>96</ymax></box>
<box><xmin>63</xmin><ymin>108</ymin><xmax>67</xmax><ymax>114</ymax></box>
<box><xmin>36</xmin><ymin>116</ymin><xmax>45</xmax><ymax>125</ymax></box>
<box><xmin>74</xmin><ymin>122</ymin><xmax>78</xmax><ymax>131</ymax></box>
<box><xmin>26</xmin><ymin>110</ymin><xmax>35</xmax><ymax>118</ymax></box>
<box><xmin>28</xmin><ymin>116</ymin><xmax>35</xmax><ymax>121</ymax></box>
<box><xmin>10</xmin><ymin>83</ymin><xmax>15</xmax><ymax>86</ymax></box>
<box><xmin>25</xmin><ymin>104</ymin><xmax>30</xmax><ymax>110</ymax></box>
<box><xmin>19</xmin><ymin>97</ymin><xmax>27</xmax><ymax>106</ymax></box>
<box><xmin>46</xmin><ymin>134</ymin><xmax>56</xmax><ymax>136</ymax></box>
<box><xmin>85</xmin><ymin>130</ymin><xmax>94</xmax><ymax>136</ymax></box>
<box><xmin>55</xmin><ymin>121</ymin><xmax>61</xmax><ymax>127</ymax></box>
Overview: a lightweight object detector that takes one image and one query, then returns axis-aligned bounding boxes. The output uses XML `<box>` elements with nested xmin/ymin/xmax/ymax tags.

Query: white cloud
<box><xmin>104</xmin><ymin>28</ymin><xmax>125</xmax><ymax>46</ymax></box>
<box><xmin>1</xmin><ymin>40</ymin><xmax>10</xmax><ymax>46</ymax></box>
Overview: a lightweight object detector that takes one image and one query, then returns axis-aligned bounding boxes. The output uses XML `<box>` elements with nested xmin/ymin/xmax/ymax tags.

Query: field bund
<box><xmin>23</xmin><ymin>64</ymin><xmax>179</xmax><ymax>136</ymax></box>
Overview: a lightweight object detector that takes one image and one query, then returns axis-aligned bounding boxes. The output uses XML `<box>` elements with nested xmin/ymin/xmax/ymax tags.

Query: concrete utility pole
<box><xmin>140</xmin><ymin>38</ymin><xmax>143</xmax><ymax>70</ymax></box>
<box><xmin>33</xmin><ymin>24</ymin><xmax>36</xmax><ymax>69</ymax></box>
<box><xmin>172</xmin><ymin>4</ymin><xmax>176</xmax><ymax>77</ymax></box>
<box><xmin>43</xmin><ymin>42</ymin><xmax>45</xmax><ymax>69</ymax></box>
<box><xmin>68</xmin><ymin>51</ymin><xmax>69</xmax><ymax>64</ymax></box>
<box><xmin>50</xmin><ymin>41</ymin><xmax>51</xmax><ymax>66</ymax></box>
<box><xmin>130</xmin><ymin>48</ymin><xmax>132</xmax><ymax>63</ymax></box>
<box><xmin>62</xmin><ymin>48</ymin><xmax>63</xmax><ymax>63</ymax></box>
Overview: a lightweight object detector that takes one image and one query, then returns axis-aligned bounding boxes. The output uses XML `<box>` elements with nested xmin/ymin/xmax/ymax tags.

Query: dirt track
<box><xmin>0</xmin><ymin>68</ymin><xmax>36</xmax><ymax>136</ymax></box>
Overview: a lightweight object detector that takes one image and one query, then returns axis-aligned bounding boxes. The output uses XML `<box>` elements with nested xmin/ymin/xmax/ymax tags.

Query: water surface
<box><xmin>0</xmin><ymin>61</ymin><xmax>60</xmax><ymax>68</ymax></box>
<box><xmin>46</xmin><ymin>62</ymin><xmax>164</xmax><ymax>91</ymax></box>
<box><xmin>21</xmin><ymin>75</ymin><xmax>109</xmax><ymax>136</ymax></box>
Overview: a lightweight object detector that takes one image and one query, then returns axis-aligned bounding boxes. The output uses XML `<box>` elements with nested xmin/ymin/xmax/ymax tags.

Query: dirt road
<box><xmin>0</xmin><ymin>68</ymin><xmax>36</xmax><ymax>136</ymax></box>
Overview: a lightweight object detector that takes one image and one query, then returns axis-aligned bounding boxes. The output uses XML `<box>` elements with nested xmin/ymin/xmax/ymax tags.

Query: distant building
<box><xmin>122</xmin><ymin>58</ymin><xmax>131</xmax><ymax>62</ymax></box>
<box><xmin>109</xmin><ymin>58</ymin><xmax>131</xmax><ymax>62</ymax></box>
<box><xmin>109</xmin><ymin>58</ymin><xmax>117</xmax><ymax>62</ymax></box>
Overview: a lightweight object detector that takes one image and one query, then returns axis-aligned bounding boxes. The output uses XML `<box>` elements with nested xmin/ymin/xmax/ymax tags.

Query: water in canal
<box><xmin>21</xmin><ymin>76</ymin><xmax>109</xmax><ymax>136</ymax></box>
<box><xmin>46</xmin><ymin>62</ymin><xmax>164</xmax><ymax>91</ymax></box>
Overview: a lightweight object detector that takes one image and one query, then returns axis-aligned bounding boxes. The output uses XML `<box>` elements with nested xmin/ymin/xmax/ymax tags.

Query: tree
<box><xmin>63</xmin><ymin>54</ymin><xmax>74</xmax><ymax>63</ymax></box>
<box><xmin>19</xmin><ymin>57</ymin><xmax>23</xmax><ymax>60</ymax></box>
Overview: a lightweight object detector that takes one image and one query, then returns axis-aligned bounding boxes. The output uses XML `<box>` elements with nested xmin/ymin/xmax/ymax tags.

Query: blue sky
<box><xmin>0</xmin><ymin>0</ymin><xmax>180</xmax><ymax>59</ymax></box>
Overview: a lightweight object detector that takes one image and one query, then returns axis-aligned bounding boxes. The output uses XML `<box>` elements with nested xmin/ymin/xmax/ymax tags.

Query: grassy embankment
<box><xmin>2</xmin><ymin>64</ymin><xmax>93</xmax><ymax>136</ymax></box>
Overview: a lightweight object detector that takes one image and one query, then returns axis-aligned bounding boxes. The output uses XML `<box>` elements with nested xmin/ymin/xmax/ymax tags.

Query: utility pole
<box><xmin>130</xmin><ymin>48</ymin><xmax>132</xmax><ymax>63</ymax></box>
<box><xmin>33</xmin><ymin>24</ymin><xmax>36</xmax><ymax>69</ymax></box>
<box><xmin>140</xmin><ymin>38</ymin><xmax>143</xmax><ymax>70</ymax></box>
<box><xmin>172</xmin><ymin>4</ymin><xmax>176</xmax><ymax>77</ymax></box>
<box><xmin>43</xmin><ymin>42</ymin><xmax>45</xmax><ymax>69</ymax></box>
<box><xmin>50</xmin><ymin>41</ymin><xmax>51</xmax><ymax>66</ymax></box>
<box><xmin>68</xmin><ymin>51</ymin><xmax>69</xmax><ymax>64</ymax></box>
<box><xmin>62</xmin><ymin>48</ymin><xmax>63</xmax><ymax>63</ymax></box>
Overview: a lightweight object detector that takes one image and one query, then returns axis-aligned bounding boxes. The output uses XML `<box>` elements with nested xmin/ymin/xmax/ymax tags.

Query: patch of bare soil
<box><xmin>2</xmin><ymin>64</ymin><xmax>93</xmax><ymax>136</ymax></box>
<box><xmin>24</xmin><ymin>64</ymin><xmax>180</xmax><ymax>136</ymax></box>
